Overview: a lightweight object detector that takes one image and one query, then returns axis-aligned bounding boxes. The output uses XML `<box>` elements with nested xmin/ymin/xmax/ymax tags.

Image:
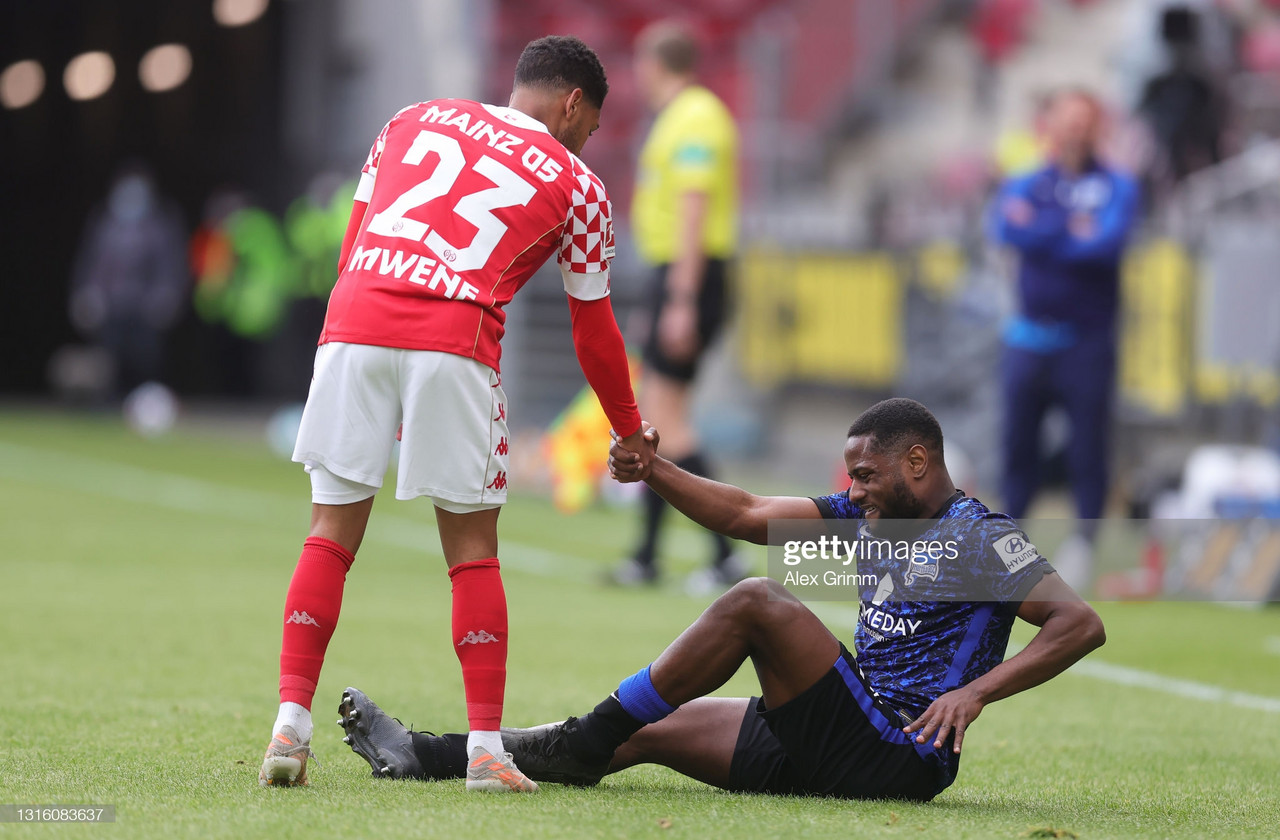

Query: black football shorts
<box><xmin>726</xmin><ymin>645</ymin><xmax>954</xmax><ymax>801</ymax></box>
<box><xmin>640</xmin><ymin>258</ymin><xmax>730</xmax><ymax>383</ymax></box>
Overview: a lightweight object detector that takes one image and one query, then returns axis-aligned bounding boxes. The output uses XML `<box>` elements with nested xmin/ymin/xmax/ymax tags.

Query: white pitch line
<box><xmin>999</xmin><ymin>638</ymin><xmax>1280</xmax><ymax>715</ymax></box>
<box><xmin>1069</xmin><ymin>658</ymin><xmax>1280</xmax><ymax>714</ymax></box>
<box><xmin>4</xmin><ymin>437</ymin><xmax>1280</xmax><ymax>715</ymax></box>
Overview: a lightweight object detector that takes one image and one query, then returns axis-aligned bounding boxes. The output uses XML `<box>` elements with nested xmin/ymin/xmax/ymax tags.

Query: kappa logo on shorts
<box><xmin>495</xmin><ymin>437</ymin><xmax>509</xmax><ymax>456</ymax></box>
<box><xmin>286</xmin><ymin>610</ymin><xmax>320</xmax><ymax>627</ymax></box>
<box><xmin>993</xmin><ymin>532</ymin><xmax>1040</xmax><ymax>573</ymax></box>
<box><xmin>457</xmin><ymin>630</ymin><xmax>500</xmax><ymax>646</ymax></box>
<box><xmin>487</xmin><ymin>471</ymin><xmax>508</xmax><ymax>491</ymax></box>
<box><xmin>494</xmin><ymin>403</ymin><xmax>506</xmax><ymax>423</ymax></box>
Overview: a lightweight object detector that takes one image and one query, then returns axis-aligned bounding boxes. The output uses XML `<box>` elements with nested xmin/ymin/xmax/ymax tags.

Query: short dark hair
<box><xmin>514</xmin><ymin>35</ymin><xmax>609</xmax><ymax>109</ymax></box>
<box><xmin>847</xmin><ymin>398</ymin><xmax>944</xmax><ymax>459</ymax></box>
<box><xmin>638</xmin><ymin>21</ymin><xmax>698</xmax><ymax>75</ymax></box>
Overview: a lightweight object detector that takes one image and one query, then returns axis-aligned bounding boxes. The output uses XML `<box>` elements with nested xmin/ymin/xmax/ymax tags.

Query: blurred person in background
<box><xmin>70</xmin><ymin>161</ymin><xmax>188</xmax><ymax>398</ymax></box>
<box><xmin>1116</xmin><ymin>0</ymin><xmax>1237</xmax><ymax>109</ymax></box>
<box><xmin>613</xmin><ymin>20</ymin><xmax>743</xmax><ymax>594</ymax></box>
<box><xmin>1137</xmin><ymin>4</ymin><xmax>1227</xmax><ymax>186</ymax></box>
<box><xmin>988</xmin><ymin>89</ymin><xmax>1141</xmax><ymax>589</ymax></box>
<box><xmin>259</xmin><ymin>35</ymin><xmax>654</xmax><ymax>793</ymax></box>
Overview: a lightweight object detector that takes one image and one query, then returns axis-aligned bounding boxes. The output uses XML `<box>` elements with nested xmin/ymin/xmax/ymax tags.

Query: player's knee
<box><xmin>716</xmin><ymin>577</ymin><xmax>788</xmax><ymax>618</ymax></box>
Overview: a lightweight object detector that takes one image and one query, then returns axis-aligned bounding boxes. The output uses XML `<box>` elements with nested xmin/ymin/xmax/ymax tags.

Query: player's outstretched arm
<box><xmin>566</xmin><ymin>295</ymin><xmax>654</xmax><ymax>471</ymax></box>
<box><xmin>608</xmin><ymin>425</ymin><xmax>821</xmax><ymax>544</ymax></box>
<box><xmin>904</xmin><ymin>572</ymin><xmax>1105</xmax><ymax>754</ymax></box>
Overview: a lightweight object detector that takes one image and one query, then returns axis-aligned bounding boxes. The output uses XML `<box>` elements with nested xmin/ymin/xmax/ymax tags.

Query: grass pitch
<box><xmin>2</xmin><ymin>409</ymin><xmax>1278</xmax><ymax>839</ymax></box>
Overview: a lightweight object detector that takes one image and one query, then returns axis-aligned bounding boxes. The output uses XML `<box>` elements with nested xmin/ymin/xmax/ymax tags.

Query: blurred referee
<box><xmin>614</xmin><ymin>21</ymin><xmax>743</xmax><ymax>593</ymax></box>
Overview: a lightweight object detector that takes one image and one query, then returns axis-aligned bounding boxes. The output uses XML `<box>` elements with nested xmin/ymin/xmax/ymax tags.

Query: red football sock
<box><xmin>278</xmin><ymin>536</ymin><xmax>355</xmax><ymax>710</ymax></box>
<box><xmin>449</xmin><ymin>558</ymin><xmax>507</xmax><ymax>731</ymax></box>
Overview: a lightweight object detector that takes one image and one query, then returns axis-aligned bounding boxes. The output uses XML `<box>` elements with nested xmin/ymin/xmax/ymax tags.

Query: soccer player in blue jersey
<box><xmin>337</xmin><ymin>399</ymin><xmax>1104</xmax><ymax>800</ymax></box>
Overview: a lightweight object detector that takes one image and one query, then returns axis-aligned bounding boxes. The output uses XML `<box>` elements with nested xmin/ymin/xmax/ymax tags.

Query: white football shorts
<box><xmin>292</xmin><ymin>342</ymin><xmax>510</xmax><ymax>512</ymax></box>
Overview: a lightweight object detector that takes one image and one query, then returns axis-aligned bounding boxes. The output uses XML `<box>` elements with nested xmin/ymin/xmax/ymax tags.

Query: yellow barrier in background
<box><xmin>738</xmin><ymin>239</ymin><xmax>1275</xmax><ymax>414</ymax></box>
<box><xmin>1119</xmin><ymin>238</ymin><xmax>1194</xmax><ymax>417</ymax></box>
<box><xmin>739</xmin><ymin>248</ymin><xmax>902</xmax><ymax>388</ymax></box>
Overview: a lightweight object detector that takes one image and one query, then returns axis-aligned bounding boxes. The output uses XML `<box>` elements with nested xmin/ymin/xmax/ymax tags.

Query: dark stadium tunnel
<box><xmin>0</xmin><ymin>0</ymin><xmax>288</xmax><ymax>395</ymax></box>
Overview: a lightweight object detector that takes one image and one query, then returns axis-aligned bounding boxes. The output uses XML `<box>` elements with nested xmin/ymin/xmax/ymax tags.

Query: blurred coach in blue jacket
<box><xmin>989</xmin><ymin>89</ymin><xmax>1141</xmax><ymax>582</ymax></box>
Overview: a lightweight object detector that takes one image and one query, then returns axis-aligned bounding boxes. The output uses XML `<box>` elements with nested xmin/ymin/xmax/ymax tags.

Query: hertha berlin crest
<box><xmin>904</xmin><ymin>553</ymin><xmax>940</xmax><ymax>586</ymax></box>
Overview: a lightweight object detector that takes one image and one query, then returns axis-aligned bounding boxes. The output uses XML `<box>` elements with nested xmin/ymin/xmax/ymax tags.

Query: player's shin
<box><xmin>449</xmin><ymin>557</ymin><xmax>508</xmax><ymax>757</ymax></box>
<box><xmin>277</xmin><ymin>536</ymin><xmax>355</xmax><ymax>741</ymax></box>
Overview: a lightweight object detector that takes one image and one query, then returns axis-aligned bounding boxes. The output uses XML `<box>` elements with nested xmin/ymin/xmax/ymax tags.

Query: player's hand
<box><xmin>1002</xmin><ymin>197</ymin><xmax>1035</xmax><ymax>227</ymax></box>
<box><xmin>902</xmin><ymin>685</ymin><xmax>985</xmax><ymax>754</ymax></box>
<box><xmin>658</xmin><ymin>299</ymin><xmax>699</xmax><ymax>363</ymax></box>
<box><xmin>609</xmin><ymin>422</ymin><xmax>659</xmax><ymax>483</ymax></box>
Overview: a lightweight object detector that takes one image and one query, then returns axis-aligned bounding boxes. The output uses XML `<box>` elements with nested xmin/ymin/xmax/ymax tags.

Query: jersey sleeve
<box><xmin>353</xmin><ymin>120</ymin><xmax>391</xmax><ymax>204</ymax></box>
<box><xmin>558</xmin><ymin>167</ymin><xmax>615</xmax><ymax>301</ymax></box>
<box><xmin>976</xmin><ymin>522</ymin><xmax>1055</xmax><ymax>603</ymax></box>
<box><xmin>567</xmin><ymin>295</ymin><xmax>641</xmax><ymax>438</ymax></box>
<box><xmin>811</xmin><ymin>491</ymin><xmax>861</xmax><ymax>520</ymax></box>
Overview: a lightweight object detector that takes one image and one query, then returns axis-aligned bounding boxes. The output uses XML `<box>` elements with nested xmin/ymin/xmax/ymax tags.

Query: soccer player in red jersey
<box><xmin>259</xmin><ymin>35</ymin><xmax>653</xmax><ymax>792</ymax></box>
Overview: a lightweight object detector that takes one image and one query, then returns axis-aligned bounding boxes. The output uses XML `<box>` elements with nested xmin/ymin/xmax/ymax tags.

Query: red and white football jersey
<box><xmin>319</xmin><ymin>99</ymin><xmax>616</xmax><ymax>371</ymax></box>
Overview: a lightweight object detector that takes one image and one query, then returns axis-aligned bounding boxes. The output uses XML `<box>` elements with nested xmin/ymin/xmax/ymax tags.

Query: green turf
<box><xmin>2</xmin><ymin>409</ymin><xmax>1278</xmax><ymax>839</ymax></box>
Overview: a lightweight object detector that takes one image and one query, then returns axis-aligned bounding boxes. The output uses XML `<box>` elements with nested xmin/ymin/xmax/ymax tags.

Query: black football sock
<box><xmin>631</xmin><ymin>483</ymin><xmax>668</xmax><ymax>569</ymax></box>
<box><xmin>409</xmin><ymin>731</ymin><xmax>469</xmax><ymax>780</ymax></box>
<box><xmin>565</xmin><ymin>694</ymin><xmax>646</xmax><ymax>763</ymax></box>
<box><xmin>674</xmin><ymin>453</ymin><xmax>734</xmax><ymax>565</ymax></box>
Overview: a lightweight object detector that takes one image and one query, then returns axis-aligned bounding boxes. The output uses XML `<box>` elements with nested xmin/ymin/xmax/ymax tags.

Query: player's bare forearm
<box><xmin>667</xmin><ymin>191</ymin><xmax>710</xmax><ymax>299</ymax></box>
<box><xmin>657</xmin><ymin>192</ymin><xmax>710</xmax><ymax>362</ymax></box>
<box><xmin>969</xmin><ymin>599</ymin><xmax>1102</xmax><ymax>704</ymax></box>
<box><xmin>904</xmin><ymin>574</ymin><xmax>1104</xmax><ymax>753</ymax></box>
<box><xmin>645</xmin><ymin>457</ymin><xmax>768</xmax><ymax>542</ymax></box>
<box><xmin>609</xmin><ymin>438</ymin><xmax>821</xmax><ymax>543</ymax></box>
<box><xmin>664</xmin><ymin>247</ymin><xmax>706</xmax><ymax>306</ymax></box>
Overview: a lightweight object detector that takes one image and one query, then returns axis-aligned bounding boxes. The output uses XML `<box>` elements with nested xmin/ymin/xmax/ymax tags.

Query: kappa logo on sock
<box><xmin>286</xmin><ymin>610</ymin><xmax>321</xmax><ymax>627</ymax></box>
<box><xmin>457</xmin><ymin>630</ymin><xmax>500</xmax><ymax>646</ymax></box>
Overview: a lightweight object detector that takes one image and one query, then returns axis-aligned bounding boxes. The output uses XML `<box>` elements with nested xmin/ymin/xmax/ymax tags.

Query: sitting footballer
<box><xmin>335</xmin><ymin>398</ymin><xmax>1105</xmax><ymax>800</ymax></box>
